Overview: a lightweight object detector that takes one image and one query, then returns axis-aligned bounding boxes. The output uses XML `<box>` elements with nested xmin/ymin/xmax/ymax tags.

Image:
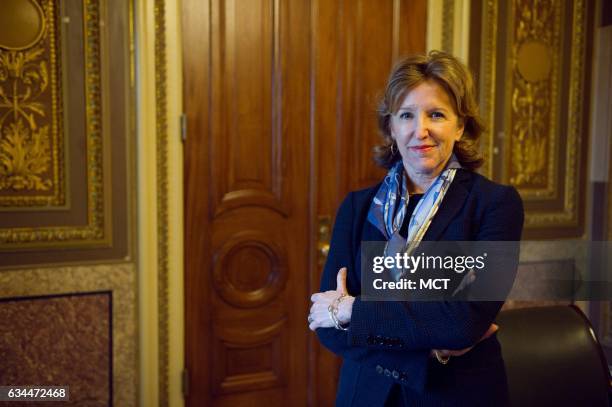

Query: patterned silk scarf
<box><xmin>367</xmin><ymin>155</ymin><xmax>462</xmax><ymax>280</ymax></box>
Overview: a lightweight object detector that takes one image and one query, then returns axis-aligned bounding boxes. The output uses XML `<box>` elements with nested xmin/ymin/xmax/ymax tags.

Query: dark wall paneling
<box><xmin>0</xmin><ymin>291</ymin><xmax>111</xmax><ymax>406</ymax></box>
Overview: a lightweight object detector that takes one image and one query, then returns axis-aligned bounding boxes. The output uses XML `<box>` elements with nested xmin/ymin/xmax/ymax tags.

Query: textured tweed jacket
<box><xmin>316</xmin><ymin>169</ymin><xmax>524</xmax><ymax>407</ymax></box>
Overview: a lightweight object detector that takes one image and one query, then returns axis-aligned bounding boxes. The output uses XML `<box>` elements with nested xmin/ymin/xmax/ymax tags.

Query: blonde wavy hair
<box><xmin>374</xmin><ymin>50</ymin><xmax>484</xmax><ymax>170</ymax></box>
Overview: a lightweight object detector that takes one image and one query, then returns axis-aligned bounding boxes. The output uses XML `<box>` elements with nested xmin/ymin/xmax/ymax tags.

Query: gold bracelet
<box><xmin>433</xmin><ymin>350</ymin><xmax>450</xmax><ymax>365</ymax></box>
<box><xmin>328</xmin><ymin>294</ymin><xmax>349</xmax><ymax>331</ymax></box>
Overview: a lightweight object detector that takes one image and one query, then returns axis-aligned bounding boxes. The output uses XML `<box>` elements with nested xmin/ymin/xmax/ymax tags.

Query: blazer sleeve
<box><xmin>348</xmin><ymin>184</ymin><xmax>524</xmax><ymax>351</ymax></box>
<box><xmin>315</xmin><ymin>193</ymin><xmax>430</xmax><ymax>393</ymax></box>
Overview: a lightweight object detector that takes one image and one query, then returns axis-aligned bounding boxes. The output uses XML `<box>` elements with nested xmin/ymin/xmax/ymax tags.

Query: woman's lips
<box><xmin>408</xmin><ymin>145</ymin><xmax>435</xmax><ymax>152</ymax></box>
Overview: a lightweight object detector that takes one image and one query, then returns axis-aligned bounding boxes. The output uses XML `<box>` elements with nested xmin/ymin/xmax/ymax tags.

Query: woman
<box><xmin>308</xmin><ymin>51</ymin><xmax>524</xmax><ymax>406</ymax></box>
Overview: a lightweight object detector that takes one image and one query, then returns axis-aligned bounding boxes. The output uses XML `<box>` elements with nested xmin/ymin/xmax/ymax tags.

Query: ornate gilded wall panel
<box><xmin>0</xmin><ymin>0</ymin><xmax>133</xmax><ymax>260</ymax></box>
<box><xmin>473</xmin><ymin>0</ymin><xmax>497</xmax><ymax>179</ymax></box>
<box><xmin>506</xmin><ymin>0</ymin><xmax>562</xmax><ymax>193</ymax></box>
<box><xmin>0</xmin><ymin>0</ymin><xmax>65</xmax><ymax>207</ymax></box>
<box><xmin>441</xmin><ymin>0</ymin><xmax>455</xmax><ymax>54</ymax></box>
<box><xmin>474</xmin><ymin>0</ymin><xmax>593</xmax><ymax>238</ymax></box>
<box><xmin>0</xmin><ymin>0</ymin><xmax>137</xmax><ymax>404</ymax></box>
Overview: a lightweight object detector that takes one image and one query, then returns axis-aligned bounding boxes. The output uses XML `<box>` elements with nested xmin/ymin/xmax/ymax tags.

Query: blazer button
<box><xmin>376</xmin><ymin>365</ymin><xmax>383</xmax><ymax>374</ymax></box>
<box><xmin>392</xmin><ymin>370</ymin><xmax>400</xmax><ymax>379</ymax></box>
<box><xmin>384</xmin><ymin>368</ymin><xmax>391</xmax><ymax>377</ymax></box>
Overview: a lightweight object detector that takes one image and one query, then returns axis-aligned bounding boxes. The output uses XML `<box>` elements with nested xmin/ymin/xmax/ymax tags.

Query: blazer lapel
<box><xmin>356</xmin><ymin>171</ymin><xmax>472</xmax><ymax>286</ymax></box>
<box><xmin>422</xmin><ymin>170</ymin><xmax>471</xmax><ymax>241</ymax></box>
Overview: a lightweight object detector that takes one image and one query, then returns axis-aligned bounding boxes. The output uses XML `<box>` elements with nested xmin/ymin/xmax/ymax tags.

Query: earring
<box><xmin>390</xmin><ymin>142</ymin><xmax>397</xmax><ymax>156</ymax></box>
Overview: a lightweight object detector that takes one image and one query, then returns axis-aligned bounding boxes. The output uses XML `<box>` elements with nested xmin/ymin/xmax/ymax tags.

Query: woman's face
<box><xmin>390</xmin><ymin>80</ymin><xmax>464</xmax><ymax>179</ymax></box>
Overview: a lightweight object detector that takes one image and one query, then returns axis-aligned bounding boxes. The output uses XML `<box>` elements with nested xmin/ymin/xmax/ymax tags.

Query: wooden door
<box><xmin>183</xmin><ymin>1</ymin><xmax>425</xmax><ymax>406</ymax></box>
<box><xmin>309</xmin><ymin>2</ymin><xmax>426</xmax><ymax>404</ymax></box>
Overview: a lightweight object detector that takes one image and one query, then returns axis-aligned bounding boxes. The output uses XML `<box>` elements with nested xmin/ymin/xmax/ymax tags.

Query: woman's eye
<box><xmin>431</xmin><ymin>111</ymin><xmax>445</xmax><ymax>119</ymax></box>
<box><xmin>399</xmin><ymin>112</ymin><xmax>413</xmax><ymax>120</ymax></box>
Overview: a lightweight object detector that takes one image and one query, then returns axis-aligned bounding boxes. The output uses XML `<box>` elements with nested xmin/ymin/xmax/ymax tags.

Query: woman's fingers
<box><xmin>308</xmin><ymin>273</ymin><xmax>351</xmax><ymax>331</ymax></box>
<box><xmin>308</xmin><ymin>310</ymin><xmax>333</xmax><ymax>331</ymax></box>
<box><xmin>482</xmin><ymin>323</ymin><xmax>499</xmax><ymax>338</ymax></box>
<box><xmin>431</xmin><ymin>323</ymin><xmax>501</xmax><ymax>357</ymax></box>
<box><xmin>310</xmin><ymin>288</ymin><xmax>344</xmax><ymax>303</ymax></box>
<box><xmin>432</xmin><ymin>347</ymin><xmax>472</xmax><ymax>357</ymax></box>
<box><xmin>336</xmin><ymin>267</ymin><xmax>348</xmax><ymax>295</ymax></box>
<box><xmin>309</xmin><ymin>302</ymin><xmax>328</xmax><ymax>314</ymax></box>
<box><xmin>308</xmin><ymin>290</ymin><xmax>335</xmax><ymax>331</ymax></box>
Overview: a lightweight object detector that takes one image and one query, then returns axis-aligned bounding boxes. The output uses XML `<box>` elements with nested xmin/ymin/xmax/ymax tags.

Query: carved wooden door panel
<box><xmin>184</xmin><ymin>1</ymin><xmax>311</xmax><ymax>406</ymax></box>
<box><xmin>184</xmin><ymin>1</ymin><xmax>425</xmax><ymax>406</ymax></box>
<box><xmin>309</xmin><ymin>2</ymin><xmax>426</xmax><ymax>404</ymax></box>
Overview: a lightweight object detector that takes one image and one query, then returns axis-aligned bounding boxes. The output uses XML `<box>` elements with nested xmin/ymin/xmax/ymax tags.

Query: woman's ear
<box><xmin>455</xmin><ymin>119</ymin><xmax>465</xmax><ymax>141</ymax></box>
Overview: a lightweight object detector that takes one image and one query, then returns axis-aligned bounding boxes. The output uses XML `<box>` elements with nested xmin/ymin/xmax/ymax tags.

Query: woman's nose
<box><xmin>413</xmin><ymin>115</ymin><xmax>429</xmax><ymax>138</ymax></box>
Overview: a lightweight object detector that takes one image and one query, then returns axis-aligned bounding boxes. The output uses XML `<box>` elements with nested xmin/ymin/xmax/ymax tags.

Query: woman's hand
<box><xmin>308</xmin><ymin>268</ymin><xmax>355</xmax><ymax>331</ymax></box>
<box><xmin>431</xmin><ymin>323</ymin><xmax>499</xmax><ymax>358</ymax></box>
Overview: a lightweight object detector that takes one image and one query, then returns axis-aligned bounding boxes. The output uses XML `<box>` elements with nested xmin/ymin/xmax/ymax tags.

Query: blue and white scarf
<box><xmin>367</xmin><ymin>155</ymin><xmax>462</xmax><ymax>280</ymax></box>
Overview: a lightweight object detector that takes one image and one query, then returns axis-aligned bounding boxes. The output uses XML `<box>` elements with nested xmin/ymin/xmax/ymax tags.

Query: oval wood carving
<box><xmin>213</xmin><ymin>231</ymin><xmax>287</xmax><ymax>308</ymax></box>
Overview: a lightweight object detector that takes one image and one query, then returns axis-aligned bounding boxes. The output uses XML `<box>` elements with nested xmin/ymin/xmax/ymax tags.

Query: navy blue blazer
<box><xmin>316</xmin><ymin>169</ymin><xmax>524</xmax><ymax>406</ymax></box>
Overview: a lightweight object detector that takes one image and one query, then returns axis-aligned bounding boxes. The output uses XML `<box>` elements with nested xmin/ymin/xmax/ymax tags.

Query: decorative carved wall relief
<box><xmin>213</xmin><ymin>231</ymin><xmax>287</xmax><ymax>308</ymax></box>
<box><xmin>508</xmin><ymin>0</ymin><xmax>560</xmax><ymax>190</ymax></box>
<box><xmin>0</xmin><ymin>0</ymin><xmax>133</xmax><ymax>261</ymax></box>
<box><xmin>474</xmin><ymin>0</ymin><xmax>593</xmax><ymax>238</ymax></box>
<box><xmin>212</xmin><ymin>317</ymin><xmax>288</xmax><ymax>395</ymax></box>
<box><xmin>0</xmin><ymin>1</ymin><xmax>137</xmax><ymax>405</ymax></box>
<box><xmin>0</xmin><ymin>0</ymin><xmax>64</xmax><ymax>206</ymax></box>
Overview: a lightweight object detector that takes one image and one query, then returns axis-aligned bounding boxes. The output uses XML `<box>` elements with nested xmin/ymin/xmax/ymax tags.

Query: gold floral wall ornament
<box><xmin>0</xmin><ymin>46</ymin><xmax>51</xmax><ymax>192</ymax></box>
<box><xmin>0</xmin><ymin>0</ymin><xmax>64</xmax><ymax>206</ymax></box>
<box><xmin>0</xmin><ymin>119</ymin><xmax>51</xmax><ymax>190</ymax></box>
<box><xmin>510</xmin><ymin>77</ymin><xmax>549</xmax><ymax>185</ymax></box>
<box><xmin>0</xmin><ymin>0</ymin><xmax>109</xmax><ymax>248</ymax></box>
<box><xmin>508</xmin><ymin>0</ymin><xmax>561</xmax><ymax>190</ymax></box>
<box><xmin>477</xmin><ymin>0</ymin><xmax>590</xmax><ymax>237</ymax></box>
